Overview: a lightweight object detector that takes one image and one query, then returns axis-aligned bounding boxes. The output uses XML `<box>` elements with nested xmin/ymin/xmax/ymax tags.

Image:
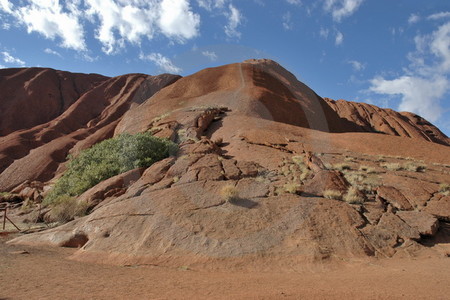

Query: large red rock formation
<box><xmin>0</xmin><ymin>68</ymin><xmax>180</xmax><ymax>191</ymax></box>
<box><xmin>2</xmin><ymin>60</ymin><xmax>450</xmax><ymax>268</ymax></box>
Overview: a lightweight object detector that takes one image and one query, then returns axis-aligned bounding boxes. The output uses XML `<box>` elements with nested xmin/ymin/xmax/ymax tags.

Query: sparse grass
<box><xmin>358</xmin><ymin>165</ymin><xmax>377</xmax><ymax>174</ymax></box>
<box><xmin>333</xmin><ymin>163</ymin><xmax>351</xmax><ymax>171</ymax></box>
<box><xmin>48</xmin><ymin>195</ymin><xmax>89</xmax><ymax>223</ymax></box>
<box><xmin>440</xmin><ymin>183</ymin><xmax>450</xmax><ymax>196</ymax></box>
<box><xmin>403</xmin><ymin>162</ymin><xmax>426</xmax><ymax>172</ymax></box>
<box><xmin>375</xmin><ymin>155</ymin><xmax>387</xmax><ymax>162</ymax></box>
<box><xmin>151</xmin><ymin>112</ymin><xmax>169</xmax><ymax>124</ymax></box>
<box><xmin>291</xmin><ymin>155</ymin><xmax>304</xmax><ymax>165</ymax></box>
<box><xmin>343</xmin><ymin>187</ymin><xmax>365</xmax><ymax>204</ymax></box>
<box><xmin>220</xmin><ymin>184</ymin><xmax>239</xmax><ymax>203</ymax></box>
<box><xmin>381</xmin><ymin>162</ymin><xmax>426</xmax><ymax>172</ymax></box>
<box><xmin>323</xmin><ymin>189</ymin><xmax>343</xmax><ymax>200</ymax></box>
<box><xmin>283</xmin><ymin>182</ymin><xmax>301</xmax><ymax>194</ymax></box>
<box><xmin>380</xmin><ymin>162</ymin><xmax>403</xmax><ymax>171</ymax></box>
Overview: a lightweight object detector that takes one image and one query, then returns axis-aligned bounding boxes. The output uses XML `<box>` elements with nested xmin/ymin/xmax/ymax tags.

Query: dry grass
<box><xmin>283</xmin><ymin>182</ymin><xmax>301</xmax><ymax>194</ymax></box>
<box><xmin>380</xmin><ymin>162</ymin><xmax>403</xmax><ymax>171</ymax></box>
<box><xmin>49</xmin><ymin>196</ymin><xmax>89</xmax><ymax>223</ymax></box>
<box><xmin>333</xmin><ymin>163</ymin><xmax>351</xmax><ymax>171</ymax></box>
<box><xmin>358</xmin><ymin>165</ymin><xmax>377</xmax><ymax>174</ymax></box>
<box><xmin>323</xmin><ymin>190</ymin><xmax>343</xmax><ymax>200</ymax></box>
<box><xmin>403</xmin><ymin>162</ymin><xmax>426</xmax><ymax>172</ymax></box>
<box><xmin>343</xmin><ymin>187</ymin><xmax>364</xmax><ymax>204</ymax></box>
<box><xmin>440</xmin><ymin>183</ymin><xmax>450</xmax><ymax>196</ymax></box>
<box><xmin>220</xmin><ymin>184</ymin><xmax>239</xmax><ymax>203</ymax></box>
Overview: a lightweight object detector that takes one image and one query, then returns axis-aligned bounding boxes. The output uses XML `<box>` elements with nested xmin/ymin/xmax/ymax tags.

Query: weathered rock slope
<box><xmin>2</xmin><ymin>60</ymin><xmax>450</xmax><ymax>268</ymax></box>
<box><xmin>325</xmin><ymin>98</ymin><xmax>450</xmax><ymax>146</ymax></box>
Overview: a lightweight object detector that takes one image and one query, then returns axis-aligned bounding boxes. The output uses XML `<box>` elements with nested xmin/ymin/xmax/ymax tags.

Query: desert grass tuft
<box><xmin>323</xmin><ymin>189</ymin><xmax>343</xmax><ymax>200</ymax></box>
<box><xmin>343</xmin><ymin>187</ymin><xmax>364</xmax><ymax>204</ymax></box>
<box><xmin>220</xmin><ymin>184</ymin><xmax>239</xmax><ymax>203</ymax></box>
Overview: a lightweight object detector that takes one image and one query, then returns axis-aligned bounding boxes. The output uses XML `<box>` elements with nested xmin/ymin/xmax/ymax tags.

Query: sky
<box><xmin>1</xmin><ymin>0</ymin><xmax>450</xmax><ymax>136</ymax></box>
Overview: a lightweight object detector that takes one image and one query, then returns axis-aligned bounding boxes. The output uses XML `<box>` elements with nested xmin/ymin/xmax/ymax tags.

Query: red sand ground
<box><xmin>1</xmin><ymin>233</ymin><xmax>449</xmax><ymax>300</ymax></box>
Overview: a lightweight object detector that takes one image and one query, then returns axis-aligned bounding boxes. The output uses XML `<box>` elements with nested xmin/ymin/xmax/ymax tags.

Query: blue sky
<box><xmin>1</xmin><ymin>0</ymin><xmax>450</xmax><ymax>136</ymax></box>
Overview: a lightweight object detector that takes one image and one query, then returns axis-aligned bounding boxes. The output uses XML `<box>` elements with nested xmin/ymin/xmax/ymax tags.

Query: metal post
<box><xmin>2</xmin><ymin>207</ymin><xmax>6</xmax><ymax>230</ymax></box>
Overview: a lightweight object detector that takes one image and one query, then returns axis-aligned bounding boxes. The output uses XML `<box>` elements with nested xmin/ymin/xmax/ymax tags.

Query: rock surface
<box><xmin>2</xmin><ymin>59</ymin><xmax>450</xmax><ymax>266</ymax></box>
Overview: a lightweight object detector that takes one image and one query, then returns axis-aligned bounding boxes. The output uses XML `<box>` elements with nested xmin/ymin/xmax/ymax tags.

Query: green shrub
<box><xmin>46</xmin><ymin>132</ymin><xmax>177</xmax><ymax>204</ymax></box>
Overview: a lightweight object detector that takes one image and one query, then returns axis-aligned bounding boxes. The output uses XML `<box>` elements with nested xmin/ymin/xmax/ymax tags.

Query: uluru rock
<box><xmin>1</xmin><ymin>59</ymin><xmax>450</xmax><ymax>267</ymax></box>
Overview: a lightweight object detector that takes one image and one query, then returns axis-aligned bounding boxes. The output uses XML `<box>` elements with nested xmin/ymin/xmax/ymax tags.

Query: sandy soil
<box><xmin>1</xmin><ymin>233</ymin><xmax>449</xmax><ymax>300</ymax></box>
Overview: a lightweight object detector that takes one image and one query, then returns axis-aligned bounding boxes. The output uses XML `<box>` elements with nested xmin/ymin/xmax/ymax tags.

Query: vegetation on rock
<box><xmin>45</xmin><ymin>132</ymin><xmax>177</xmax><ymax>204</ymax></box>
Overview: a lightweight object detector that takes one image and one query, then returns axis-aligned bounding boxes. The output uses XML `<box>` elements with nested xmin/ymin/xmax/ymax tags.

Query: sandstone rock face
<box><xmin>0</xmin><ymin>71</ymin><xmax>180</xmax><ymax>191</ymax></box>
<box><xmin>0</xmin><ymin>68</ymin><xmax>108</xmax><ymax>136</ymax></box>
<box><xmin>2</xmin><ymin>60</ymin><xmax>450</xmax><ymax>267</ymax></box>
<box><xmin>325</xmin><ymin>98</ymin><xmax>450</xmax><ymax>146</ymax></box>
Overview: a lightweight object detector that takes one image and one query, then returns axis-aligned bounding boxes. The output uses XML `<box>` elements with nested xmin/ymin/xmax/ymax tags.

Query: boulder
<box><xmin>396</xmin><ymin>211</ymin><xmax>439</xmax><ymax>236</ymax></box>
<box><xmin>376</xmin><ymin>186</ymin><xmax>413</xmax><ymax>211</ymax></box>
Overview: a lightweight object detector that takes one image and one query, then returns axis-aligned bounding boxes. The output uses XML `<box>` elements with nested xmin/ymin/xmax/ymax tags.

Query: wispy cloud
<box><xmin>1</xmin><ymin>51</ymin><xmax>25</xmax><ymax>66</ymax></box>
<box><xmin>348</xmin><ymin>60</ymin><xmax>365</xmax><ymax>71</ymax></box>
<box><xmin>202</xmin><ymin>50</ymin><xmax>218</xmax><ymax>61</ymax></box>
<box><xmin>282</xmin><ymin>12</ymin><xmax>293</xmax><ymax>30</ymax></box>
<box><xmin>324</xmin><ymin>0</ymin><xmax>364</xmax><ymax>22</ymax></box>
<box><xmin>139</xmin><ymin>52</ymin><xmax>182</xmax><ymax>73</ymax></box>
<box><xmin>286</xmin><ymin>0</ymin><xmax>302</xmax><ymax>5</ymax></box>
<box><xmin>408</xmin><ymin>13</ymin><xmax>420</xmax><ymax>24</ymax></box>
<box><xmin>335</xmin><ymin>30</ymin><xmax>344</xmax><ymax>45</ymax></box>
<box><xmin>224</xmin><ymin>4</ymin><xmax>242</xmax><ymax>38</ymax></box>
<box><xmin>428</xmin><ymin>11</ymin><xmax>450</xmax><ymax>20</ymax></box>
<box><xmin>44</xmin><ymin>48</ymin><xmax>62</xmax><ymax>58</ymax></box>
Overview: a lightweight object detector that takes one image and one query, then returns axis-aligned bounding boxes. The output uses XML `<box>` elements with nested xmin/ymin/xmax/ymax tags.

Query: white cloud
<box><xmin>428</xmin><ymin>12</ymin><xmax>450</xmax><ymax>20</ymax></box>
<box><xmin>335</xmin><ymin>30</ymin><xmax>343</xmax><ymax>45</ymax></box>
<box><xmin>139</xmin><ymin>52</ymin><xmax>182</xmax><ymax>73</ymax></box>
<box><xmin>16</xmin><ymin>0</ymin><xmax>86</xmax><ymax>50</ymax></box>
<box><xmin>44</xmin><ymin>48</ymin><xmax>62</xmax><ymax>58</ymax></box>
<box><xmin>85</xmin><ymin>0</ymin><xmax>158</xmax><ymax>54</ymax></box>
<box><xmin>408</xmin><ymin>13</ymin><xmax>420</xmax><ymax>24</ymax></box>
<box><xmin>282</xmin><ymin>12</ymin><xmax>293</xmax><ymax>30</ymax></box>
<box><xmin>370</xmin><ymin>20</ymin><xmax>450</xmax><ymax>122</ymax></box>
<box><xmin>348</xmin><ymin>60</ymin><xmax>365</xmax><ymax>71</ymax></box>
<box><xmin>3</xmin><ymin>0</ymin><xmax>201</xmax><ymax>55</ymax></box>
<box><xmin>370</xmin><ymin>75</ymin><xmax>447</xmax><ymax>121</ymax></box>
<box><xmin>2</xmin><ymin>51</ymin><xmax>25</xmax><ymax>66</ymax></box>
<box><xmin>202</xmin><ymin>50</ymin><xmax>218</xmax><ymax>61</ymax></box>
<box><xmin>224</xmin><ymin>4</ymin><xmax>242</xmax><ymax>38</ymax></box>
<box><xmin>324</xmin><ymin>0</ymin><xmax>364</xmax><ymax>22</ymax></box>
<box><xmin>0</xmin><ymin>0</ymin><xmax>12</xmax><ymax>13</ymax></box>
<box><xmin>158</xmin><ymin>0</ymin><xmax>200</xmax><ymax>41</ymax></box>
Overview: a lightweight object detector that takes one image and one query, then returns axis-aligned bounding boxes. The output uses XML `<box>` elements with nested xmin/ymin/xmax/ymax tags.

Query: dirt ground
<box><xmin>0</xmin><ymin>233</ymin><xmax>449</xmax><ymax>300</ymax></box>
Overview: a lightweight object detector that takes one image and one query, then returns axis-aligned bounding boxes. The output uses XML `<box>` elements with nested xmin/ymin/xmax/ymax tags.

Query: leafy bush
<box><xmin>46</xmin><ymin>132</ymin><xmax>177</xmax><ymax>204</ymax></box>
